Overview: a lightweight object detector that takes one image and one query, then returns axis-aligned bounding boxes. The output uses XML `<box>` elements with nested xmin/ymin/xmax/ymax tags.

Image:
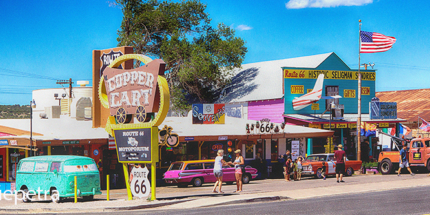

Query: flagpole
<box><xmin>357</xmin><ymin>20</ymin><xmax>362</xmax><ymax>161</ymax></box>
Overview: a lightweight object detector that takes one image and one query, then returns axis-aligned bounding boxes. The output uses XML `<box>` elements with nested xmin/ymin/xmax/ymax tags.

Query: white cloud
<box><xmin>236</xmin><ymin>25</ymin><xmax>253</xmax><ymax>31</ymax></box>
<box><xmin>285</xmin><ymin>0</ymin><xmax>373</xmax><ymax>9</ymax></box>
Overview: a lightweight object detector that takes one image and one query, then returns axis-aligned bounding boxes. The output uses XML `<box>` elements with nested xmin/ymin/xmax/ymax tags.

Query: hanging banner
<box><xmin>192</xmin><ymin>104</ymin><xmax>225</xmax><ymax>124</ymax></box>
<box><xmin>284</xmin><ymin>69</ymin><xmax>375</xmax><ymax>81</ymax></box>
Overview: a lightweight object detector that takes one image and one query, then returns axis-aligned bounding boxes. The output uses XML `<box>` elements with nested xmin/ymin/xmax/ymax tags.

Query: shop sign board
<box><xmin>344</xmin><ymin>89</ymin><xmax>356</xmax><ymax>98</ymax></box>
<box><xmin>309</xmin><ymin>124</ymin><xmax>321</xmax><ymax>129</ymax></box>
<box><xmin>184</xmin><ymin>137</ymin><xmax>194</xmax><ymax>141</ymax></box>
<box><xmin>114</xmin><ymin>127</ymin><xmax>158</xmax><ymax>163</ymax></box>
<box><xmin>100</xmin><ymin>50</ymin><xmax>123</xmax><ymax>77</ymax></box>
<box><xmin>362</xmin><ymin>87</ymin><xmax>370</xmax><ymax>95</ymax></box>
<box><xmin>218</xmin><ymin>136</ymin><xmax>228</xmax><ymax>141</ymax></box>
<box><xmin>323</xmin><ymin>124</ymin><xmax>335</xmax><ymax>129</ymax></box>
<box><xmin>370</xmin><ymin>101</ymin><xmax>397</xmax><ymax>119</ymax></box>
<box><xmin>379</xmin><ymin>123</ymin><xmax>389</xmax><ymax>128</ymax></box>
<box><xmin>336</xmin><ymin>123</ymin><xmax>348</xmax><ymax>128</ymax></box>
<box><xmin>348</xmin><ymin>123</ymin><xmax>357</xmax><ymax>129</ymax></box>
<box><xmin>212</xmin><ymin>143</ymin><xmax>224</xmax><ymax>151</ymax></box>
<box><xmin>284</xmin><ymin>69</ymin><xmax>376</xmax><ymax>81</ymax></box>
<box><xmin>130</xmin><ymin>166</ymin><xmax>150</xmax><ymax>198</ymax></box>
<box><xmin>192</xmin><ymin>104</ymin><xmax>225</xmax><ymax>124</ymax></box>
<box><xmin>311</xmin><ymin>103</ymin><xmax>319</xmax><ymax>110</ymax></box>
<box><xmin>9</xmin><ymin>140</ymin><xmax>17</xmax><ymax>145</ymax></box>
<box><xmin>0</xmin><ymin>140</ymin><xmax>8</xmax><ymax>145</ymax></box>
<box><xmin>291</xmin><ymin>140</ymin><xmax>300</xmax><ymax>161</ymax></box>
<box><xmin>43</xmin><ymin>141</ymin><xmax>51</xmax><ymax>145</ymax></box>
<box><xmin>290</xmin><ymin>85</ymin><xmax>304</xmax><ymax>94</ymax></box>
<box><xmin>63</xmin><ymin>140</ymin><xmax>79</xmax><ymax>145</ymax></box>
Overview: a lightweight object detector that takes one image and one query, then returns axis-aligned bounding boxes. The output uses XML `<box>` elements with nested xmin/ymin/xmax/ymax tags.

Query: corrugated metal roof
<box><xmin>217</xmin><ymin>53</ymin><xmax>333</xmax><ymax>103</ymax></box>
<box><xmin>376</xmin><ymin>89</ymin><xmax>430</xmax><ymax>122</ymax></box>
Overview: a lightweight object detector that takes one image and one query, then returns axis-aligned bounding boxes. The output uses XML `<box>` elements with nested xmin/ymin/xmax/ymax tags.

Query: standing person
<box><xmin>284</xmin><ymin>158</ymin><xmax>292</xmax><ymax>181</ymax></box>
<box><xmin>398</xmin><ymin>144</ymin><xmax>414</xmax><ymax>176</ymax></box>
<box><xmin>232</xmin><ymin>149</ymin><xmax>245</xmax><ymax>193</ymax></box>
<box><xmin>334</xmin><ymin>144</ymin><xmax>346</xmax><ymax>183</ymax></box>
<box><xmin>281</xmin><ymin>150</ymin><xmax>291</xmax><ymax>181</ymax></box>
<box><xmin>212</xmin><ymin>149</ymin><xmax>229</xmax><ymax>193</ymax></box>
<box><xmin>321</xmin><ymin>161</ymin><xmax>327</xmax><ymax>180</ymax></box>
<box><xmin>293</xmin><ymin>159</ymin><xmax>298</xmax><ymax>181</ymax></box>
<box><xmin>297</xmin><ymin>156</ymin><xmax>304</xmax><ymax>181</ymax></box>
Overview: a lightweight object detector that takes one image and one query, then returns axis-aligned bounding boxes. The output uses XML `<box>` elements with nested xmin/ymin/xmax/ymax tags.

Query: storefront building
<box><xmin>282</xmin><ymin>52</ymin><xmax>405</xmax><ymax>160</ymax></box>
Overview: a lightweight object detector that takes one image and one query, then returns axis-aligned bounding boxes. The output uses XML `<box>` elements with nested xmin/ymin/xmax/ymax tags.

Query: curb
<box><xmin>0</xmin><ymin>199</ymin><xmax>192</xmax><ymax>213</ymax></box>
<box><xmin>200</xmin><ymin>196</ymin><xmax>289</xmax><ymax>208</ymax></box>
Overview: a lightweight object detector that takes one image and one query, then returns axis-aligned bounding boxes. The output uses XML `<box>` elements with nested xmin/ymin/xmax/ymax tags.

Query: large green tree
<box><xmin>116</xmin><ymin>0</ymin><xmax>247</xmax><ymax>113</ymax></box>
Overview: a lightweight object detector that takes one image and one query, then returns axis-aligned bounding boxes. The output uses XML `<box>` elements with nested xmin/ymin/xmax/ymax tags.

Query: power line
<box><xmin>0</xmin><ymin>67</ymin><xmax>60</xmax><ymax>80</ymax></box>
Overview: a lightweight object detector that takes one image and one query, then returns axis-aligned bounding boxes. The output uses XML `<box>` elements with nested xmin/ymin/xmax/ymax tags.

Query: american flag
<box><xmin>419</xmin><ymin>117</ymin><xmax>430</xmax><ymax>132</ymax></box>
<box><xmin>360</xmin><ymin>31</ymin><xmax>396</xmax><ymax>53</ymax></box>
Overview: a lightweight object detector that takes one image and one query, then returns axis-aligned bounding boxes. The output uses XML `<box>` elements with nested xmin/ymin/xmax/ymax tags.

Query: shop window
<box><xmin>425</xmin><ymin>141</ymin><xmax>430</xmax><ymax>147</ymax></box>
<box><xmin>325</xmin><ymin>86</ymin><xmax>339</xmax><ymax>110</ymax></box>
<box><xmin>271</xmin><ymin>139</ymin><xmax>278</xmax><ymax>161</ymax></box>
<box><xmin>242</xmin><ymin>141</ymin><xmax>255</xmax><ymax>160</ymax></box>
<box><xmin>50</xmin><ymin>162</ymin><xmax>62</xmax><ymax>172</ymax></box>
<box><xmin>9</xmin><ymin>149</ymin><xmax>24</xmax><ymax>181</ymax></box>
<box><xmin>185</xmin><ymin>163</ymin><xmax>203</xmax><ymax>170</ymax></box>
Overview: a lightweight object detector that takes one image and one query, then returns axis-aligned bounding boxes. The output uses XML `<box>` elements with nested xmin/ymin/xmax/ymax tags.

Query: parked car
<box><xmin>379</xmin><ymin>138</ymin><xmax>430</xmax><ymax>174</ymax></box>
<box><xmin>16</xmin><ymin>155</ymin><xmax>102</xmax><ymax>203</ymax></box>
<box><xmin>163</xmin><ymin>160</ymin><xmax>258</xmax><ymax>187</ymax></box>
<box><xmin>301</xmin><ymin>153</ymin><xmax>362</xmax><ymax>179</ymax></box>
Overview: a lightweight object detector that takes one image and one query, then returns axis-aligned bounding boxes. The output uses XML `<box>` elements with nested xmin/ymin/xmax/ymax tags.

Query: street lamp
<box><xmin>30</xmin><ymin>99</ymin><xmax>36</xmax><ymax>156</ymax></box>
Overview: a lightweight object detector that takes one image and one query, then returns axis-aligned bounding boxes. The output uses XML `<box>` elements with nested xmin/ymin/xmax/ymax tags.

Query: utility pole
<box><xmin>56</xmin><ymin>78</ymin><xmax>73</xmax><ymax>98</ymax></box>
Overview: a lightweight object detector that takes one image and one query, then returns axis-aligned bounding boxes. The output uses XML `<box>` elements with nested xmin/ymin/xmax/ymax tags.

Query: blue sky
<box><xmin>1</xmin><ymin>0</ymin><xmax>429</xmax><ymax>105</ymax></box>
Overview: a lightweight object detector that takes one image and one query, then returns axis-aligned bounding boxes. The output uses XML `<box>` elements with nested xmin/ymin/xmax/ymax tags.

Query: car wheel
<box><xmin>51</xmin><ymin>189</ymin><xmax>60</xmax><ymax>203</ymax></box>
<box><xmin>192</xmin><ymin>178</ymin><xmax>203</xmax><ymax>187</ymax></box>
<box><xmin>242</xmin><ymin>174</ymin><xmax>251</xmax><ymax>184</ymax></box>
<box><xmin>315</xmin><ymin>168</ymin><xmax>323</xmax><ymax>179</ymax></box>
<box><xmin>380</xmin><ymin>159</ymin><xmax>393</xmax><ymax>174</ymax></box>
<box><xmin>83</xmin><ymin>195</ymin><xmax>94</xmax><ymax>201</ymax></box>
<box><xmin>226</xmin><ymin>182</ymin><xmax>234</xmax><ymax>185</ymax></box>
<box><xmin>21</xmin><ymin>188</ymin><xmax>30</xmax><ymax>203</ymax></box>
<box><xmin>427</xmin><ymin>159</ymin><xmax>430</xmax><ymax>172</ymax></box>
<box><xmin>346</xmin><ymin>167</ymin><xmax>354</xmax><ymax>176</ymax></box>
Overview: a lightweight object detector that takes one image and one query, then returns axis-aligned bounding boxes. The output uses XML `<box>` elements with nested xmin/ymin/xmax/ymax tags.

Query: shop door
<box><xmin>325</xmin><ymin>86</ymin><xmax>339</xmax><ymax>110</ymax></box>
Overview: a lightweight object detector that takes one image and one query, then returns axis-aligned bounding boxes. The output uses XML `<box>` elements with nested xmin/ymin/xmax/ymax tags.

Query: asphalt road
<box><xmin>87</xmin><ymin>185</ymin><xmax>430</xmax><ymax>215</ymax></box>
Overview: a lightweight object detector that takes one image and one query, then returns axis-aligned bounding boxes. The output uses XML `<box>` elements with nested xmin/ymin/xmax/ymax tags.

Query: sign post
<box><xmin>97</xmin><ymin>54</ymin><xmax>170</xmax><ymax>201</ymax></box>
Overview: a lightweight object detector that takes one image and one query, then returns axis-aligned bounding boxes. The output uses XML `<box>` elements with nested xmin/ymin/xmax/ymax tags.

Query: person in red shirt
<box><xmin>334</xmin><ymin>144</ymin><xmax>346</xmax><ymax>183</ymax></box>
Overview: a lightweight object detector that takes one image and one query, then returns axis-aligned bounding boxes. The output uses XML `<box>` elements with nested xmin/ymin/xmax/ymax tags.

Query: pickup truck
<box><xmin>378</xmin><ymin>138</ymin><xmax>430</xmax><ymax>174</ymax></box>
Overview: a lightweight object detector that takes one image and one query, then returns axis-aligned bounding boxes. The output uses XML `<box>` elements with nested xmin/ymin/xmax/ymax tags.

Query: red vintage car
<box><xmin>301</xmin><ymin>153</ymin><xmax>362</xmax><ymax>178</ymax></box>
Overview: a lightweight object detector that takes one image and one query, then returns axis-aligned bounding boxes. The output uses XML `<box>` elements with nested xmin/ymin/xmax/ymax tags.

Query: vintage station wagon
<box><xmin>301</xmin><ymin>153</ymin><xmax>362</xmax><ymax>179</ymax></box>
<box><xmin>163</xmin><ymin>160</ymin><xmax>258</xmax><ymax>187</ymax></box>
<box><xmin>16</xmin><ymin>155</ymin><xmax>102</xmax><ymax>203</ymax></box>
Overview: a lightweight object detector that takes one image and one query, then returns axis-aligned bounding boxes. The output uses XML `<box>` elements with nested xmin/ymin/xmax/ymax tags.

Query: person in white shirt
<box><xmin>212</xmin><ymin>149</ymin><xmax>229</xmax><ymax>193</ymax></box>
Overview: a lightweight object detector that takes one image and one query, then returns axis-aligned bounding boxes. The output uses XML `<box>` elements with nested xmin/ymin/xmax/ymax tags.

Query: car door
<box><xmin>203</xmin><ymin>163</ymin><xmax>216</xmax><ymax>183</ymax></box>
<box><xmin>327</xmin><ymin>155</ymin><xmax>336</xmax><ymax>174</ymax></box>
<box><xmin>409</xmin><ymin>140</ymin><xmax>423</xmax><ymax>165</ymax></box>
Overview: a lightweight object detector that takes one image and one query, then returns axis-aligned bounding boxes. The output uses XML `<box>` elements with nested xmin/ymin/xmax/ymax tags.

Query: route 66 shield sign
<box><xmin>130</xmin><ymin>166</ymin><xmax>150</xmax><ymax>198</ymax></box>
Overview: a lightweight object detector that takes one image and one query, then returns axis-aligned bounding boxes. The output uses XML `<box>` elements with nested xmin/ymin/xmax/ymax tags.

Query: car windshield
<box><xmin>169</xmin><ymin>163</ymin><xmax>183</xmax><ymax>171</ymax></box>
<box><xmin>306</xmin><ymin>155</ymin><xmax>328</xmax><ymax>161</ymax></box>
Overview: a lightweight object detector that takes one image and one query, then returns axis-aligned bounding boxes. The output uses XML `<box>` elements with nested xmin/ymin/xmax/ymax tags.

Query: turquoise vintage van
<box><xmin>16</xmin><ymin>155</ymin><xmax>102</xmax><ymax>203</ymax></box>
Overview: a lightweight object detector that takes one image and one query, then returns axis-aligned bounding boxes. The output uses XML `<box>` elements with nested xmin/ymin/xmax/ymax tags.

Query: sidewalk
<box><xmin>0</xmin><ymin>174</ymin><xmax>429</xmax><ymax>213</ymax></box>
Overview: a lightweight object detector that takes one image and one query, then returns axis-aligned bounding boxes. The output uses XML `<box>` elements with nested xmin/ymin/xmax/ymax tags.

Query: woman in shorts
<box><xmin>212</xmin><ymin>149</ymin><xmax>228</xmax><ymax>193</ymax></box>
<box><xmin>232</xmin><ymin>149</ymin><xmax>245</xmax><ymax>193</ymax></box>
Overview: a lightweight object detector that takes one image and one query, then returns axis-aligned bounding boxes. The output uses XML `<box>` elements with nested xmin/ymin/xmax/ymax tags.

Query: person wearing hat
<box><xmin>232</xmin><ymin>149</ymin><xmax>245</xmax><ymax>193</ymax></box>
<box><xmin>334</xmin><ymin>144</ymin><xmax>346</xmax><ymax>183</ymax></box>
